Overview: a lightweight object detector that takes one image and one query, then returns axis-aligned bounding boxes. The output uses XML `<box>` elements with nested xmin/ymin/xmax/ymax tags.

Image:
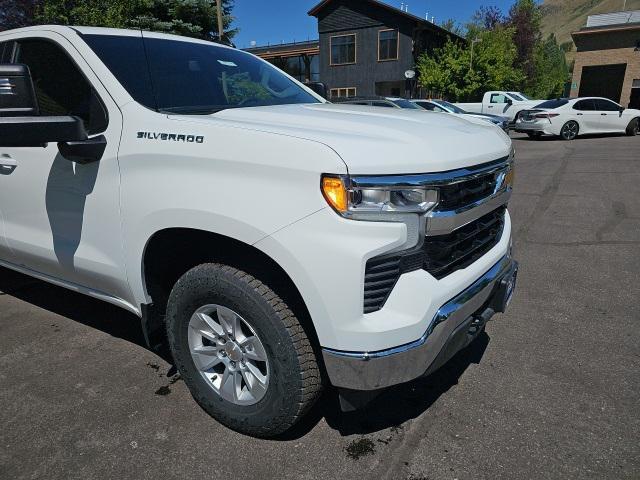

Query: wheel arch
<box><xmin>139</xmin><ymin>228</ymin><xmax>323</xmax><ymax>366</ymax></box>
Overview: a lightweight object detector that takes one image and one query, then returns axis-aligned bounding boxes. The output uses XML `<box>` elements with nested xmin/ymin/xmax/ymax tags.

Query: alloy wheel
<box><xmin>188</xmin><ymin>304</ymin><xmax>269</xmax><ymax>405</ymax></box>
<box><xmin>561</xmin><ymin>121</ymin><xmax>578</xmax><ymax>140</ymax></box>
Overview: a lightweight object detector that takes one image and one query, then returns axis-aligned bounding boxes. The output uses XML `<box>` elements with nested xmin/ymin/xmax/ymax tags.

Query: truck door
<box><xmin>0</xmin><ymin>40</ymin><xmax>13</xmax><ymax>256</ymax></box>
<box><xmin>485</xmin><ymin>92</ymin><xmax>510</xmax><ymax>114</ymax></box>
<box><xmin>0</xmin><ymin>33</ymin><xmax>131</xmax><ymax>302</ymax></box>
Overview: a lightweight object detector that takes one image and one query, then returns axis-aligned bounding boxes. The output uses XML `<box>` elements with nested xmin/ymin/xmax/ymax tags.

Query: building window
<box><xmin>330</xmin><ymin>87</ymin><xmax>356</xmax><ymax>99</ymax></box>
<box><xmin>330</xmin><ymin>34</ymin><xmax>356</xmax><ymax>65</ymax></box>
<box><xmin>378</xmin><ymin>29</ymin><xmax>399</xmax><ymax>61</ymax></box>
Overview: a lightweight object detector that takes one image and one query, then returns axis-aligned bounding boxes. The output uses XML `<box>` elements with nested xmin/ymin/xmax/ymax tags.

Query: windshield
<box><xmin>391</xmin><ymin>98</ymin><xmax>422</xmax><ymax>109</ymax></box>
<box><xmin>434</xmin><ymin>100</ymin><xmax>466</xmax><ymax>114</ymax></box>
<box><xmin>82</xmin><ymin>34</ymin><xmax>319</xmax><ymax>114</ymax></box>
<box><xmin>509</xmin><ymin>92</ymin><xmax>531</xmax><ymax>101</ymax></box>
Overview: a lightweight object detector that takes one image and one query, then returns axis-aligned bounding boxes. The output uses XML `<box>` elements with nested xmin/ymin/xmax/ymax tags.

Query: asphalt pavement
<box><xmin>1</xmin><ymin>133</ymin><xmax>639</xmax><ymax>480</ymax></box>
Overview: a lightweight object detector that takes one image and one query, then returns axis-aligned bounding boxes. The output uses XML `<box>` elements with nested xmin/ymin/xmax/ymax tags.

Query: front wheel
<box><xmin>166</xmin><ymin>263</ymin><xmax>322</xmax><ymax>438</ymax></box>
<box><xmin>560</xmin><ymin>120</ymin><xmax>579</xmax><ymax>140</ymax></box>
<box><xmin>626</xmin><ymin>118</ymin><xmax>640</xmax><ymax>136</ymax></box>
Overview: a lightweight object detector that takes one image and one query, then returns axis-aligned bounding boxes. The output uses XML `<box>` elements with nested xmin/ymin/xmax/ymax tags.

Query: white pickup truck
<box><xmin>0</xmin><ymin>26</ymin><xmax>518</xmax><ymax>437</ymax></box>
<box><xmin>456</xmin><ymin>91</ymin><xmax>544</xmax><ymax>123</ymax></box>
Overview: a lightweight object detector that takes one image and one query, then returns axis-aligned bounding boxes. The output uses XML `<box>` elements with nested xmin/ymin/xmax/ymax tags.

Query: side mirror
<box><xmin>0</xmin><ymin>115</ymin><xmax>88</xmax><ymax>148</ymax></box>
<box><xmin>0</xmin><ymin>63</ymin><xmax>88</xmax><ymax>148</ymax></box>
<box><xmin>619</xmin><ymin>106</ymin><xmax>625</xmax><ymax>113</ymax></box>
<box><xmin>0</xmin><ymin>64</ymin><xmax>39</xmax><ymax>117</ymax></box>
<box><xmin>506</xmin><ymin>98</ymin><xmax>513</xmax><ymax>105</ymax></box>
<box><xmin>305</xmin><ymin>82</ymin><xmax>328</xmax><ymax>99</ymax></box>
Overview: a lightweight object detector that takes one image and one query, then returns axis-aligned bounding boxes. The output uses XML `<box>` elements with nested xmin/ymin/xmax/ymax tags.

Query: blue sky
<box><xmin>232</xmin><ymin>0</ymin><xmax>517</xmax><ymax>49</ymax></box>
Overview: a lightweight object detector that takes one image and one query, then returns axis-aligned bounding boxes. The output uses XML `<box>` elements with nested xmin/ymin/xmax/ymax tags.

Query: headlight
<box><xmin>321</xmin><ymin>175</ymin><xmax>438</xmax><ymax>218</ymax></box>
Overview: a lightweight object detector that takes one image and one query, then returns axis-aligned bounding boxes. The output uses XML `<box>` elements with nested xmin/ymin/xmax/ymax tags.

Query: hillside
<box><xmin>540</xmin><ymin>0</ymin><xmax>640</xmax><ymax>66</ymax></box>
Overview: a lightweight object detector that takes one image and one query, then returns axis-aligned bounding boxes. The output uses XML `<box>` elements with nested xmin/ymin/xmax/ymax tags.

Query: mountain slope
<box><xmin>541</xmin><ymin>0</ymin><xmax>640</xmax><ymax>64</ymax></box>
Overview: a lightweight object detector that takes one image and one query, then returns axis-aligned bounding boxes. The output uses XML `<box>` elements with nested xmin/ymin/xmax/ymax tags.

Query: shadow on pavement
<box><xmin>0</xmin><ymin>264</ymin><xmax>489</xmax><ymax>438</ymax></box>
<box><xmin>280</xmin><ymin>332</ymin><xmax>489</xmax><ymax>439</ymax></box>
<box><xmin>0</xmin><ymin>265</ymin><xmax>148</xmax><ymax>349</ymax></box>
<box><xmin>511</xmin><ymin>132</ymin><xmax>627</xmax><ymax>142</ymax></box>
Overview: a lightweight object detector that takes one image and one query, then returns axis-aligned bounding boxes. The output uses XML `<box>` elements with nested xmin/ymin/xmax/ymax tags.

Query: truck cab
<box><xmin>456</xmin><ymin>91</ymin><xmax>543</xmax><ymax>123</ymax></box>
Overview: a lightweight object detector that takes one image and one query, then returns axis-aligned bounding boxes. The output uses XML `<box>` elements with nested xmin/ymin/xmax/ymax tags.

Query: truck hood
<box><xmin>176</xmin><ymin>103</ymin><xmax>512</xmax><ymax>175</ymax></box>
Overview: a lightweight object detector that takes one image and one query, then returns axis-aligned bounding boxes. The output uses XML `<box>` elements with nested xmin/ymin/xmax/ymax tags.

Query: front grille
<box><xmin>438</xmin><ymin>173</ymin><xmax>499</xmax><ymax>210</ymax></box>
<box><xmin>423</xmin><ymin>207</ymin><xmax>505</xmax><ymax>279</ymax></box>
<box><xmin>363</xmin><ymin>207</ymin><xmax>506</xmax><ymax>314</ymax></box>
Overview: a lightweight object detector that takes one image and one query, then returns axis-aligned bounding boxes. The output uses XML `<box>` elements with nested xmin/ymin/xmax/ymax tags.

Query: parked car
<box><xmin>0</xmin><ymin>26</ymin><xmax>518</xmax><ymax>438</ymax></box>
<box><xmin>332</xmin><ymin>95</ymin><xmax>423</xmax><ymax>109</ymax></box>
<box><xmin>514</xmin><ymin>97</ymin><xmax>640</xmax><ymax>140</ymax></box>
<box><xmin>456</xmin><ymin>91</ymin><xmax>544</xmax><ymax>124</ymax></box>
<box><xmin>411</xmin><ymin>99</ymin><xmax>510</xmax><ymax>132</ymax></box>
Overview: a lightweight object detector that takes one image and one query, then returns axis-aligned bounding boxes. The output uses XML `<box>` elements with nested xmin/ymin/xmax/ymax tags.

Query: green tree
<box><xmin>506</xmin><ymin>0</ymin><xmax>542</xmax><ymax>89</ymax></box>
<box><xmin>36</xmin><ymin>0</ymin><xmax>136</xmax><ymax>28</ymax></box>
<box><xmin>440</xmin><ymin>18</ymin><xmax>463</xmax><ymax>36</ymax></box>
<box><xmin>530</xmin><ymin>34</ymin><xmax>569</xmax><ymax>99</ymax></box>
<box><xmin>417</xmin><ymin>27</ymin><xmax>525</xmax><ymax>101</ymax></box>
<box><xmin>129</xmin><ymin>0</ymin><xmax>237</xmax><ymax>42</ymax></box>
<box><xmin>35</xmin><ymin>0</ymin><xmax>236</xmax><ymax>41</ymax></box>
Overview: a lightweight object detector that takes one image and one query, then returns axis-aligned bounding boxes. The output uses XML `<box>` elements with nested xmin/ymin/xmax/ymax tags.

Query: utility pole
<box><xmin>469</xmin><ymin>38</ymin><xmax>481</xmax><ymax>71</ymax></box>
<box><xmin>216</xmin><ymin>0</ymin><xmax>224</xmax><ymax>42</ymax></box>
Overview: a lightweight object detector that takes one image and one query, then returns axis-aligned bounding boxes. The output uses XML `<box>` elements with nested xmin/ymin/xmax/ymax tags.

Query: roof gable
<box><xmin>309</xmin><ymin>0</ymin><xmax>463</xmax><ymax>40</ymax></box>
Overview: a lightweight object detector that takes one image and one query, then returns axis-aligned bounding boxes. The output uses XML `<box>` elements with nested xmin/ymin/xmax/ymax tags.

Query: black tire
<box><xmin>626</xmin><ymin>118</ymin><xmax>640</xmax><ymax>136</ymax></box>
<box><xmin>166</xmin><ymin>263</ymin><xmax>322</xmax><ymax>438</ymax></box>
<box><xmin>560</xmin><ymin>120</ymin><xmax>579</xmax><ymax>140</ymax></box>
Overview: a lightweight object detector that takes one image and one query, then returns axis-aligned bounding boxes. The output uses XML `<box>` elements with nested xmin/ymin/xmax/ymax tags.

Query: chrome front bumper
<box><xmin>322</xmin><ymin>254</ymin><xmax>518</xmax><ymax>390</ymax></box>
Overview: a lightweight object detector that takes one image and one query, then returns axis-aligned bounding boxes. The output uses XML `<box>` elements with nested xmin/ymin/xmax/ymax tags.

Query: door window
<box><xmin>12</xmin><ymin>39</ymin><xmax>107</xmax><ymax>134</ymax></box>
<box><xmin>417</xmin><ymin>101</ymin><xmax>436</xmax><ymax>111</ymax></box>
<box><xmin>573</xmin><ymin>99</ymin><xmax>596</xmax><ymax>111</ymax></box>
<box><xmin>490</xmin><ymin>93</ymin><xmax>507</xmax><ymax>104</ymax></box>
<box><xmin>594</xmin><ymin>98</ymin><xmax>620</xmax><ymax>111</ymax></box>
<box><xmin>371</xmin><ymin>101</ymin><xmax>395</xmax><ymax>108</ymax></box>
<box><xmin>0</xmin><ymin>41</ymin><xmax>14</xmax><ymax>62</ymax></box>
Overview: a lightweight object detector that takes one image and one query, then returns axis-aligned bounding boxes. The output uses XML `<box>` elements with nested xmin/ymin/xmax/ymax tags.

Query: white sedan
<box><xmin>514</xmin><ymin>97</ymin><xmax>640</xmax><ymax>140</ymax></box>
<box><xmin>411</xmin><ymin>99</ymin><xmax>510</xmax><ymax>132</ymax></box>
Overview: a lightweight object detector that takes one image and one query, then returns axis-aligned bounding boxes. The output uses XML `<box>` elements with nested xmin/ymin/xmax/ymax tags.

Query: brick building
<box><xmin>570</xmin><ymin>10</ymin><xmax>640</xmax><ymax>108</ymax></box>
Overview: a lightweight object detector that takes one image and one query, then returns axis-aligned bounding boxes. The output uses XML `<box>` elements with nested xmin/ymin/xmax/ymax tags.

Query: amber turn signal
<box><xmin>321</xmin><ymin>176</ymin><xmax>348</xmax><ymax>213</ymax></box>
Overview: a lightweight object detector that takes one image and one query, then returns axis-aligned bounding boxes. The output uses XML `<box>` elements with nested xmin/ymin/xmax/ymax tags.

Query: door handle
<box><xmin>601</xmin><ymin>113</ymin><xmax>607</xmax><ymax>116</ymax></box>
<box><xmin>0</xmin><ymin>154</ymin><xmax>17</xmax><ymax>168</ymax></box>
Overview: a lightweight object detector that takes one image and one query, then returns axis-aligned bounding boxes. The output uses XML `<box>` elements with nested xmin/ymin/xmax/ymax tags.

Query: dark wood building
<box><xmin>308</xmin><ymin>0</ymin><xmax>462</xmax><ymax>98</ymax></box>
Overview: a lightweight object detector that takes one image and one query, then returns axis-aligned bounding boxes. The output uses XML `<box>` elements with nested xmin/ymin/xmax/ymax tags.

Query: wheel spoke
<box><xmin>242</xmin><ymin>364</ymin><xmax>268</xmax><ymax>399</ymax></box>
<box><xmin>241</xmin><ymin>336</ymin><xmax>267</xmax><ymax>362</ymax></box>
<box><xmin>242</xmin><ymin>362</ymin><xmax>267</xmax><ymax>398</ymax></box>
<box><xmin>219</xmin><ymin>365</ymin><xmax>235</xmax><ymax>401</ymax></box>
<box><xmin>192</xmin><ymin>346</ymin><xmax>221</xmax><ymax>371</ymax></box>
<box><xmin>198</xmin><ymin>312</ymin><xmax>225</xmax><ymax>337</ymax></box>
<box><xmin>189</xmin><ymin>312</ymin><xmax>222</xmax><ymax>342</ymax></box>
<box><xmin>217</xmin><ymin>306</ymin><xmax>241</xmax><ymax>339</ymax></box>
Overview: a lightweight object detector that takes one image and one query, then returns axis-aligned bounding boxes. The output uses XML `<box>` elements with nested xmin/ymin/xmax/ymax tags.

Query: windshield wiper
<box><xmin>158</xmin><ymin>106</ymin><xmax>229</xmax><ymax>115</ymax></box>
